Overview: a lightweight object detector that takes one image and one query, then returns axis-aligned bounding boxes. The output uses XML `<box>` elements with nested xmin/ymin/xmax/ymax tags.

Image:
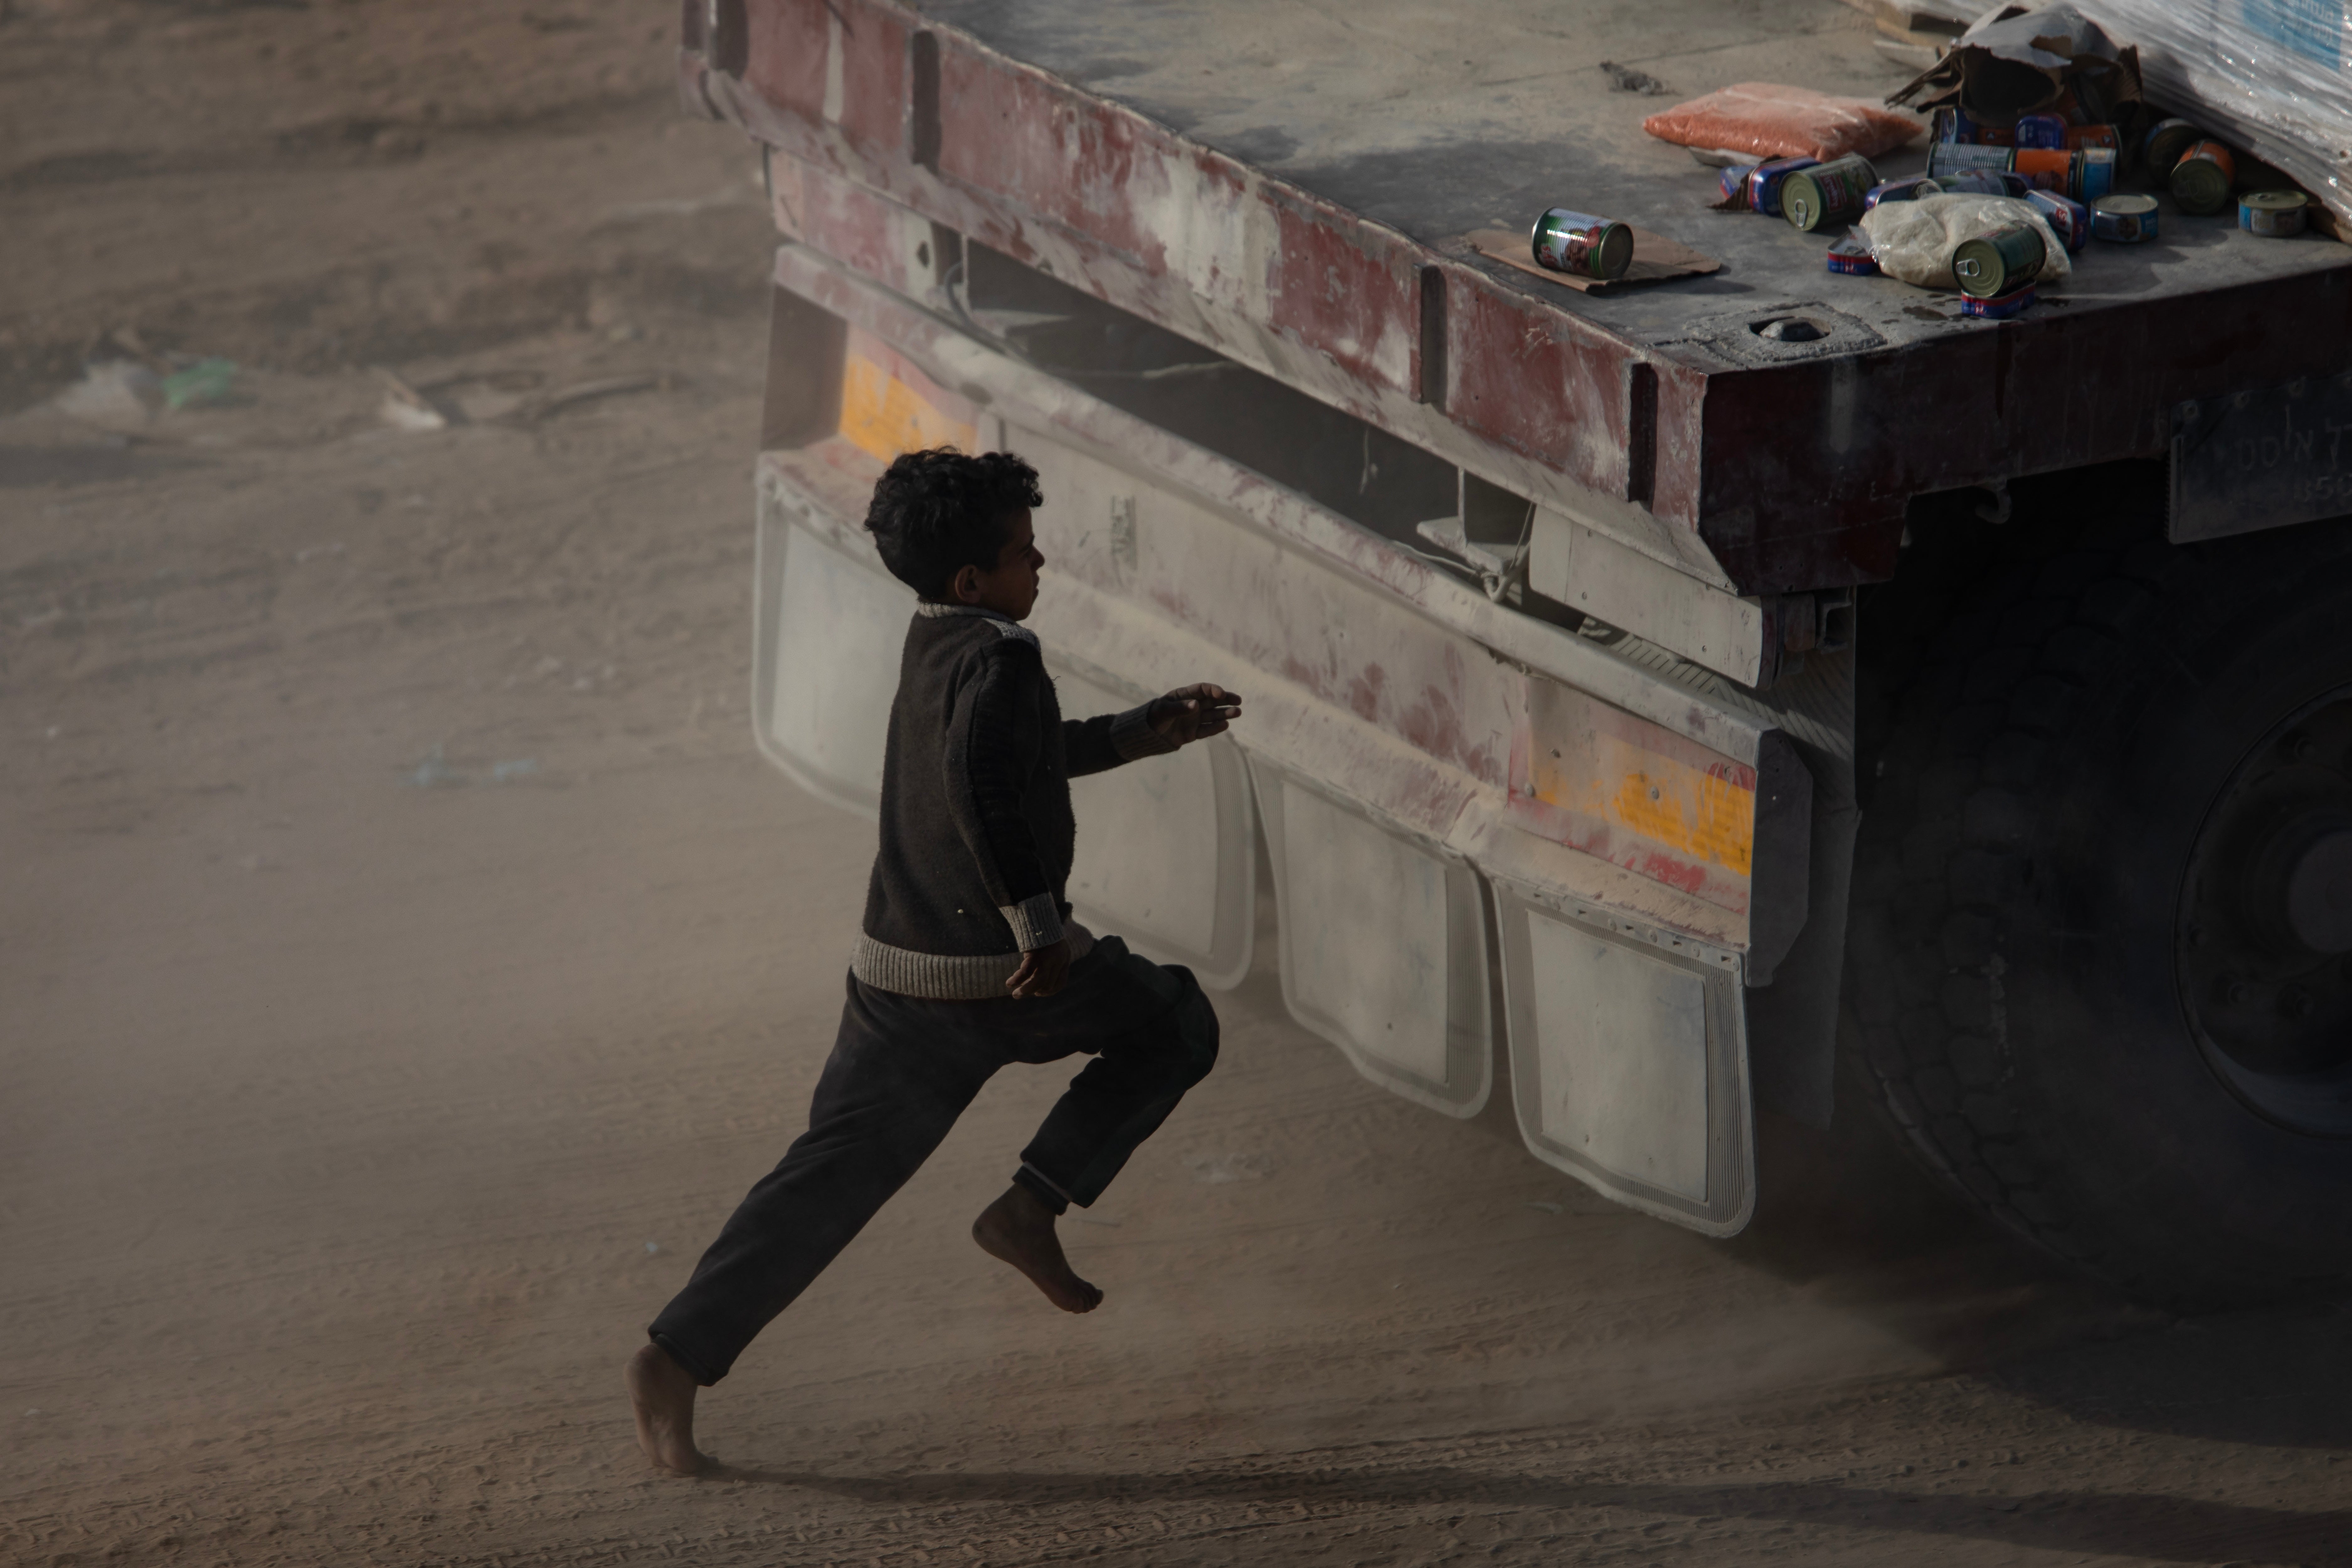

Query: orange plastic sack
<box><xmin>1642</xmin><ymin>82</ymin><xmax>1922</xmax><ymax>163</ymax></box>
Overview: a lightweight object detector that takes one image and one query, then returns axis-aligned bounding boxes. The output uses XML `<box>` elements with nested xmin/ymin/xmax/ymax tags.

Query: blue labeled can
<box><xmin>2075</xmin><ymin>147</ymin><xmax>2116</xmax><ymax>202</ymax></box>
<box><xmin>2240</xmin><ymin>190</ymin><xmax>2310</xmax><ymax>237</ymax></box>
<box><xmin>1927</xmin><ymin>142</ymin><xmax>2014</xmax><ymax>181</ymax></box>
<box><xmin>1719</xmin><ymin>164</ymin><xmax>1753</xmax><ymax>205</ymax></box>
<box><xmin>2025</xmin><ymin>188</ymin><xmax>2091</xmax><ymax>253</ymax></box>
<box><xmin>2014</xmin><ymin>113</ymin><xmax>2069</xmax><ymax>151</ymax></box>
<box><xmin>2091</xmin><ymin>193</ymin><xmax>2159</xmax><ymax>243</ymax></box>
<box><xmin>1933</xmin><ymin>105</ymin><xmax>1993</xmax><ymax>145</ymax></box>
<box><xmin>1865</xmin><ymin>175</ymin><xmax>1940</xmax><ymax>210</ymax></box>
<box><xmin>1937</xmin><ymin>169</ymin><xmax>2032</xmax><ymax>198</ymax></box>
<box><xmin>1961</xmin><ymin>284</ymin><xmax>2036</xmax><ymax>319</ymax></box>
<box><xmin>1746</xmin><ymin>156</ymin><xmax>1819</xmax><ymax>218</ymax></box>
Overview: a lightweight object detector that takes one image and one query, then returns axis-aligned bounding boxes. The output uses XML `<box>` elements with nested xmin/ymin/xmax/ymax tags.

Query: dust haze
<box><xmin>3</xmin><ymin>3</ymin><xmax>2348</xmax><ymax>1563</ymax></box>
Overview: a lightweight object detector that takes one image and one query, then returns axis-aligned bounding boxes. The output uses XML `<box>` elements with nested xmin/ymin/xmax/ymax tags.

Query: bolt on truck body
<box><xmin>685</xmin><ymin>0</ymin><xmax>2352</xmax><ymax>1302</ymax></box>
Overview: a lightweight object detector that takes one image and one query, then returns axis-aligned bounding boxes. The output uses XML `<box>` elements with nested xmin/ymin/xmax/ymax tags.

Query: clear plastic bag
<box><xmin>1642</xmin><ymin>83</ymin><xmax>1924</xmax><ymax>163</ymax></box>
<box><xmin>1858</xmin><ymin>193</ymin><xmax>2075</xmax><ymax>289</ymax></box>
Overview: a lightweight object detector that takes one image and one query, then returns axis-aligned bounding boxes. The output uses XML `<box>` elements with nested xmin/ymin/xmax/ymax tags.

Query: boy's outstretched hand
<box><xmin>1147</xmin><ymin>683</ymin><xmax>1243</xmax><ymax>746</ymax></box>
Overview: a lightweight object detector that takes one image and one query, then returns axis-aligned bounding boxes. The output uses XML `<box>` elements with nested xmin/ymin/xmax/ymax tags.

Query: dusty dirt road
<box><xmin>4</xmin><ymin>4</ymin><xmax>2350</xmax><ymax>1564</ymax></box>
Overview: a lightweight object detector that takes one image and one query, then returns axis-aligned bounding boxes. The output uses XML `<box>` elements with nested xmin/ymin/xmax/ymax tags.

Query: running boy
<box><xmin>628</xmin><ymin>448</ymin><xmax>1240</xmax><ymax>1473</ymax></box>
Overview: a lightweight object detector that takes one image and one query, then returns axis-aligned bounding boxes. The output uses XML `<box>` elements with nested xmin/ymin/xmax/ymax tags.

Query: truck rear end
<box><xmin>683</xmin><ymin>0</ymin><xmax>2352</xmax><ymax>1301</ymax></box>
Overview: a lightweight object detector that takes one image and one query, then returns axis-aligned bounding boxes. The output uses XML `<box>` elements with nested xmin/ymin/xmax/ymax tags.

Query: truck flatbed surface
<box><xmin>927</xmin><ymin>0</ymin><xmax>2347</xmax><ymax>340</ymax></box>
<box><xmin>696</xmin><ymin>0</ymin><xmax>2352</xmax><ymax>590</ymax></box>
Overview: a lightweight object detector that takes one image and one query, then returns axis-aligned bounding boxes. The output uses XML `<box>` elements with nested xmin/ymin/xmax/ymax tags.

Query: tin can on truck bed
<box><xmin>1745</xmin><ymin>156</ymin><xmax>1818</xmax><ymax>218</ymax></box>
<box><xmin>2026</xmin><ymin>189</ymin><xmax>2090</xmax><ymax>252</ymax></box>
<box><xmin>2092</xmin><ymin>192</ymin><xmax>2160</xmax><ymax>241</ymax></box>
<box><xmin>2240</xmin><ymin>190</ymin><xmax>2309</xmax><ymax>236</ymax></box>
<box><xmin>1952</xmin><ymin>221</ymin><xmax>2046</xmax><ymax>299</ymax></box>
<box><xmin>1530</xmin><ymin>208</ymin><xmax>1633</xmax><ymax>279</ymax></box>
<box><xmin>1782</xmin><ymin>156</ymin><xmax>1877</xmax><ymax>232</ymax></box>
<box><xmin>2172</xmin><ymin>140</ymin><xmax>2238</xmax><ymax>216</ymax></box>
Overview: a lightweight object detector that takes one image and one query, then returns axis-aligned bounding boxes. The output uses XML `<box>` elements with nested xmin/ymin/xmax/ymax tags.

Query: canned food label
<box><xmin>1961</xmin><ymin>284</ymin><xmax>2035</xmax><ymax>319</ymax></box>
<box><xmin>1927</xmin><ymin>143</ymin><xmax>2013</xmax><ymax>179</ymax></box>
<box><xmin>2240</xmin><ymin>192</ymin><xmax>2309</xmax><ymax>237</ymax></box>
<box><xmin>2014</xmin><ymin>148</ymin><xmax>2073</xmax><ymax>193</ymax></box>
<box><xmin>1786</xmin><ymin>156</ymin><xmax>1877</xmax><ymax>229</ymax></box>
<box><xmin>2092</xmin><ymin>196</ymin><xmax>2160</xmax><ymax>242</ymax></box>
<box><xmin>1746</xmin><ymin>156</ymin><xmax>1818</xmax><ymax>217</ymax></box>
<box><xmin>2015</xmin><ymin>114</ymin><xmax>2068</xmax><ymax>150</ymax></box>
<box><xmin>2075</xmin><ymin>148</ymin><xmax>2116</xmax><ymax>202</ymax></box>
<box><xmin>1532</xmin><ymin>209</ymin><xmax>1632</xmax><ymax>279</ymax></box>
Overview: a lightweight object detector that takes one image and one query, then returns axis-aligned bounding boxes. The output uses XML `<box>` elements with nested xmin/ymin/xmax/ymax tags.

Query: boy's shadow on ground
<box><xmin>712</xmin><ymin>1463</ymin><xmax>2352</xmax><ymax>1564</ymax></box>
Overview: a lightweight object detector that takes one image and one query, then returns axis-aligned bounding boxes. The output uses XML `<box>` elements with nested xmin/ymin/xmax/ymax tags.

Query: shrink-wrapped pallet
<box><xmin>2068</xmin><ymin>1</ymin><xmax>2349</xmax><ymax>231</ymax></box>
<box><xmin>1902</xmin><ymin>3</ymin><xmax>2350</xmax><ymax>231</ymax></box>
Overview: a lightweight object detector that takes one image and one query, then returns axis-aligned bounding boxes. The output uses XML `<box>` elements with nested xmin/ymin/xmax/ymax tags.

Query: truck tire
<box><xmin>1849</xmin><ymin>500</ymin><xmax>2352</xmax><ymax>1309</ymax></box>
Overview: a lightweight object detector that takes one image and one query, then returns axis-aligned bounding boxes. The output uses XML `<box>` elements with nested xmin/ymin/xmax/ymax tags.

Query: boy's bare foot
<box><xmin>972</xmin><ymin>1183</ymin><xmax>1103</xmax><ymax>1313</ymax></box>
<box><xmin>626</xmin><ymin>1342</ymin><xmax>706</xmax><ymax>1475</ymax></box>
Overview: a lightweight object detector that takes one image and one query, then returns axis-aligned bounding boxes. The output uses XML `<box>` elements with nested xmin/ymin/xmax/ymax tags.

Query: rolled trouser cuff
<box><xmin>648</xmin><ymin>1330</ymin><xmax>723</xmax><ymax>1387</ymax></box>
<box><xmin>1013</xmin><ymin>1163</ymin><xmax>1072</xmax><ymax>1215</ymax></box>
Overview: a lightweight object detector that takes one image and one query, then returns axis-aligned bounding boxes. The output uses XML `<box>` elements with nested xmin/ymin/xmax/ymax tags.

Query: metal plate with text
<box><xmin>2171</xmin><ymin>373</ymin><xmax>2352</xmax><ymax>543</ymax></box>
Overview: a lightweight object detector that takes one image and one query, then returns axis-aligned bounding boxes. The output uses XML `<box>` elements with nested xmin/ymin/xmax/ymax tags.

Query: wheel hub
<box><xmin>2178</xmin><ymin>693</ymin><xmax>2352</xmax><ymax>1135</ymax></box>
<box><xmin>2285</xmin><ymin>828</ymin><xmax>2352</xmax><ymax>953</ymax></box>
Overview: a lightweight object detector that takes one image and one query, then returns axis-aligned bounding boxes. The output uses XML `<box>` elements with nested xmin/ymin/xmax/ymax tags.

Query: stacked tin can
<box><xmin>2025</xmin><ymin>189</ymin><xmax>2091</xmax><ymax>253</ymax></box>
<box><xmin>1781</xmin><ymin>156</ymin><xmax>1879</xmax><ymax>232</ymax></box>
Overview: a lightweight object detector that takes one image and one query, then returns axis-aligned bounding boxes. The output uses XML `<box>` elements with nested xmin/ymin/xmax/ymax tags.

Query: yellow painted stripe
<box><xmin>1516</xmin><ymin>681</ymin><xmax>1758</xmax><ymax>883</ymax></box>
<box><xmin>839</xmin><ymin>348</ymin><xmax>975</xmax><ymax>462</ymax></box>
<box><xmin>1529</xmin><ymin>733</ymin><xmax>1755</xmax><ymax>877</ymax></box>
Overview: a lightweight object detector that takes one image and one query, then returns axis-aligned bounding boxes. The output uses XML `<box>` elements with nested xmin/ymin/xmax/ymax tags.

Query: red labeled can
<box><xmin>1960</xmin><ymin>284</ymin><xmax>2035</xmax><ymax>319</ymax></box>
<box><xmin>1826</xmin><ymin>228</ymin><xmax>1879</xmax><ymax>275</ymax></box>
<box><xmin>1530</xmin><ymin>208</ymin><xmax>1634</xmax><ymax>279</ymax></box>
<box><xmin>2171</xmin><ymin>140</ymin><xmax>2238</xmax><ymax>215</ymax></box>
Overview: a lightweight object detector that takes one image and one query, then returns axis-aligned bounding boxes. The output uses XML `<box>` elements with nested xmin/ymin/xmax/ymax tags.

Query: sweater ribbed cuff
<box><xmin>850</xmin><ymin>923</ymin><xmax>1096</xmax><ymax>1000</ymax></box>
<box><xmin>1000</xmin><ymin>892</ymin><xmax>1065</xmax><ymax>951</ymax></box>
<box><xmin>1109</xmin><ymin>702</ymin><xmax>1181</xmax><ymax>763</ymax></box>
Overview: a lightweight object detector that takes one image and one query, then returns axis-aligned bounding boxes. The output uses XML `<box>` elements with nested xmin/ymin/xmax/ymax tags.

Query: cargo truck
<box><xmin>677</xmin><ymin>0</ymin><xmax>2352</xmax><ymax>1306</ymax></box>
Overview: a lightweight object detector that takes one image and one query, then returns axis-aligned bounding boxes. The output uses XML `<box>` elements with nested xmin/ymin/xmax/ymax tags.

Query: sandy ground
<box><xmin>4</xmin><ymin>4</ymin><xmax>2351</xmax><ymax>1565</ymax></box>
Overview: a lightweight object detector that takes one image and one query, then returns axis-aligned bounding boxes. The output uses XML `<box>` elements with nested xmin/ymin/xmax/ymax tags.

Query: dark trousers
<box><xmin>648</xmin><ymin>935</ymin><xmax>1218</xmax><ymax>1384</ymax></box>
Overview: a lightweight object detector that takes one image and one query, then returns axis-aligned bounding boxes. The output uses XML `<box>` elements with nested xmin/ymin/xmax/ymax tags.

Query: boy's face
<box><xmin>950</xmin><ymin>507</ymin><xmax>1044</xmax><ymax>621</ymax></box>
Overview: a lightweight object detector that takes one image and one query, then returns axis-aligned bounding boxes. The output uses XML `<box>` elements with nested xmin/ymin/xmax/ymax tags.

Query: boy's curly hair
<box><xmin>862</xmin><ymin>447</ymin><xmax>1043</xmax><ymax>600</ymax></box>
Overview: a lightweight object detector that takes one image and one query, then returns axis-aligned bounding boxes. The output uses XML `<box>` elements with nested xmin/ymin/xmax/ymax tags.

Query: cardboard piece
<box><xmin>1887</xmin><ymin>3</ymin><xmax>2141</xmax><ymax>129</ymax></box>
<box><xmin>1466</xmin><ymin>227</ymin><xmax>1723</xmax><ymax>294</ymax></box>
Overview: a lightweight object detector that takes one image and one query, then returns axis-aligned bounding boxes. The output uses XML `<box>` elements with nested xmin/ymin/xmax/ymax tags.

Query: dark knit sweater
<box><xmin>851</xmin><ymin>602</ymin><xmax>1174</xmax><ymax>999</ymax></box>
